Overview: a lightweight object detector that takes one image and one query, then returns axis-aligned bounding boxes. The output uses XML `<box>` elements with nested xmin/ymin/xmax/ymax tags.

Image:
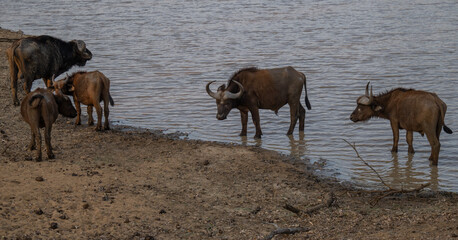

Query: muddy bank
<box><xmin>0</xmin><ymin>28</ymin><xmax>456</xmax><ymax>240</ymax></box>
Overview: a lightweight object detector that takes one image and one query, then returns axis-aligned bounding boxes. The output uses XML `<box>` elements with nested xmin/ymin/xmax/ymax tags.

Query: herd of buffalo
<box><xmin>6</xmin><ymin>35</ymin><xmax>453</xmax><ymax>165</ymax></box>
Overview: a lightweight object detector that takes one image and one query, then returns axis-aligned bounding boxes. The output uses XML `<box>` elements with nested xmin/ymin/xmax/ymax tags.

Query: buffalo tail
<box><xmin>303</xmin><ymin>73</ymin><xmax>311</xmax><ymax>110</ymax></box>
<box><xmin>443</xmin><ymin>125</ymin><xmax>453</xmax><ymax>134</ymax></box>
<box><xmin>109</xmin><ymin>94</ymin><xmax>114</xmax><ymax>106</ymax></box>
<box><xmin>29</xmin><ymin>94</ymin><xmax>44</xmax><ymax>108</ymax></box>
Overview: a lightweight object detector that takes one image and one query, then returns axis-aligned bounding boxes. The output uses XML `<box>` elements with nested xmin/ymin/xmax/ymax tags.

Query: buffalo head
<box><xmin>71</xmin><ymin>40</ymin><xmax>92</xmax><ymax>66</ymax></box>
<box><xmin>53</xmin><ymin>89</ymin><xmax>77</xmax><ymax>118</ymax></box>
<box><xmin>206</xmin><ymin>80</ymin><xmax>244</xmax><ymax>120</ymax></box>
<box><xmin>52</xmin><ymin>73</ymin><xmax>74</xmax><ymax>95</ymax></box>
<box><xmin>350</xmin><ymin>82</ymin><xmax>382</xmax><ymax>122</ymax></box>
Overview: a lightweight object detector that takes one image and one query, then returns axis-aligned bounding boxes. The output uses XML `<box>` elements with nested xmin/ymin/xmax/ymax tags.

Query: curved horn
<box><xmin>223</xmin><ymin>80</ymin><xmax>244</xmax><ymax>100</ymax></box>
<box><xmin>206</xmin><ymin>81</ymin><xmax>221</xmax><ymax>100</ymax></box>
<box><xmin>369</xmin><ymin>85</ymin><xmax>373</xmax><ymax>103</ymax></box>
<box><xmin>365</xmin><ymin>81</ymin><xmax>370</xmax><ymax>96</ymax></box>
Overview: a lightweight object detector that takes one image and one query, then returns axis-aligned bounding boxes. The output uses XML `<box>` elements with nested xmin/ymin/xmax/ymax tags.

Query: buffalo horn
<box><xmin>223</xmin><ymin>80</ymin><xmax>244</xmax><ymax>100</ymax></box>
<box><xmin>365</xmin><ymin>81</ymin><xmax>370</xmax><ymax>96</ymax></box>
<box><xmin>369</xmin><ymin>85</ymin><xmax>373</xmax><ymax>103</ymax></box>
<box><xmin>206</xmin><ymin>81</ymin><xmax>220</xmax><ymax>100</ymax></box>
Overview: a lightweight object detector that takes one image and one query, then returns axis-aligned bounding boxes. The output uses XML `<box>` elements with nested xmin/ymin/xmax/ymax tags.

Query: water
<box><xmin>1</xmin><ymin>0</ymin><xmax>457</xmax><ymax>191</ymax></box>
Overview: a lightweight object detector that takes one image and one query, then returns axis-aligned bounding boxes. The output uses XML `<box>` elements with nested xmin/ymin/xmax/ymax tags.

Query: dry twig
<box><xmin>343</xmin><ymin>139</ymin><xmax>431</xmax><ymax>205</ymax></box>
<box><xmin>263</xmin><ymin>227</ymin><xmax>310</xmax><ymax>240</ymax></box>
<box><xmin>283</xmin><ymin>192</ymin><xmax>336</xmax><ymax>215</ymax></box>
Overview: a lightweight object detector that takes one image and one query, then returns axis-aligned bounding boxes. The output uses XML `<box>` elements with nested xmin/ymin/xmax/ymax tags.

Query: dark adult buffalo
<box><xmin>21</xmin><ymin>87</ymin><xmax>77</xmax><ymax>161</ymax></box>
<box><xmin>350</xmin><ymin>82</ymin><xmax>452</xmax><ymax>165</ymax></box>
<box><xmin>6</xmin><ymin>35</ymin><xmax>92</xmax><ymax>105</ymax></box>
<box><xmin>206</xmin><ymin>67</ymin><xmax>311</xmax><ymax>139</ymax></box>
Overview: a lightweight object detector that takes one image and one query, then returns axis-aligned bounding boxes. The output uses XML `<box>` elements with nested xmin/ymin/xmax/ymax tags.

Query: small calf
<box><xmin>21</xmin><ymin>88</ymin><xmax>77</xmax><ymax>161</ymax></box>
<box><xmin>54</xmin><ymin>71</ymin><xmax>114</xmax><ymax>131</ymax></box>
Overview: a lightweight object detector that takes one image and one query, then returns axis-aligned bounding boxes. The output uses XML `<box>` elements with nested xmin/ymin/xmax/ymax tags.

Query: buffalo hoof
<box><xmin>95</xmin><ymin>126</ymin><xmax>102</xmax><ymax>132</ymax></box>
<box><xmin>104</xmin><ymin>126</ymin><xmax>110</xmax><ymax>130</ymax></box>
<box><xmin>88</xmin><ymin>121</ymin><xmax>94</xmax><ymax>126</ymax></box>
<box><xmin>239</xmin><ymin>132</ymin><xmax>247</xmax><ymax>137</ymax></box>
<box><xmin>13</xmin><ymin>100</ymin><xmax>20</xmax><ymax>106</ymax></box>
<box><xmin>35</xmin><ymin>156</ymin><xmax>42</xmax><ymax>162</ymax></box>
<box><xmin>391</xmin><ymin>148</ymin><xmax>398</xmax><ymax>153</ymax></box>
<box><xmin>254</xmin><ymin>135</ymin><xmax>262</xmax><ymax>139</ymax></box>
<box><xmin>48</xmin><ymin>153</ymin><xmax>55</xmax><ymax>159</ymax></box>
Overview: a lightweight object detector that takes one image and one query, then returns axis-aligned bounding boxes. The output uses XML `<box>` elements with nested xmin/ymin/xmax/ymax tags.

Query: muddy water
<box><xmin>1</xmin><ymin>0</ymin><xmax>456</xmax><ymax>191</ymax></box>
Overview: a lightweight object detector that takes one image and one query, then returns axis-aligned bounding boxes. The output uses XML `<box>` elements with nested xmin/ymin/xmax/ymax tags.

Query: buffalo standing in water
<box><xmin>7</xmin><ymin>35</ymin><xmax>92</xmax><ymax>105</ymax></box>
<box><xmin>350</xmin><ymin>82</ymin><xmax>452</xmax><ymax>165</ymax></box>
<box><xmin>206</xmin><ymin>67</ymin><xmax>311</xmax><ymax>139</ymax></box>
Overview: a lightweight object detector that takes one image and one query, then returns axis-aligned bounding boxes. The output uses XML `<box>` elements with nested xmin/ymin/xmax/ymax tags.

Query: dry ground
<box><xmin>0</xmin><ymin>28</ymin><xmax>456</xmax><ymax>240</ymax></box>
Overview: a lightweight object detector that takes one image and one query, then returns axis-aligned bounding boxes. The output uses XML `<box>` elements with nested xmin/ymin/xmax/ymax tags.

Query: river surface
<box><xmin>1</xmin><ymin>0</ymin><xmax>457</xmax><ymax>191</ymax></box>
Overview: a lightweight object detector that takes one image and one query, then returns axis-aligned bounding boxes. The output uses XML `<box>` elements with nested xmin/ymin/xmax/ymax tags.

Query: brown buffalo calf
<box><xmin>350</xmin><ymin>82</ymin><xmax>452</xmax><ymax>165</ymax></box>
<box><xmin>21</xmin><ymin>88</ymin><xmax>77</xmax><ymax>161</ymax></box>
<box><xmin>54</xmin><ymin>71</ymin><xmax>114</xmax><ymax>131</ymax></box>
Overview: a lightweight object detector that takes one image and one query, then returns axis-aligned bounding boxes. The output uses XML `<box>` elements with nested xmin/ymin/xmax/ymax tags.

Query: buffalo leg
<box><xmin>250</xmin><ymin>107</ymin><xmax>262</xmax><ymax>138</ymax></box>
<box><xmin>425</xmin><ymin>131</ymin><xmax>440</xmax><ymax>165</ymax></box>
<box><xmin>94</xmin><ymin>102</ymin><xmax>103</xmax><ymax>131</ymax></box>
<box><xmin>240</xmin><ymin>110</ymin><xmax>248</xmax><ymax>136</ymax></box>
<box><xmin>8</xmin><ymin>54</ymin><xmax>20</xmax><ymax>105</ymax></box>
<box><xmin>34</xmin><ymin>128</ymin><xmax>42</xmax><ymax>161</ymax></box>
<box><xmin>87</xmin><ymin>106</ymin><xmax>94</xmax><ymax>126</ymax></box>
<box><xmin>44</xmin><ymin>125</ymin><xmax>54</xmax><ymax>159</ymax></box>
<box><xmin>406</xmin><ymin>131</ymin><xmax>414</xmax><ymax>154</ymax></box>
<box><xmin>287</xmin><ymin>102</ymin><xmax>299</xmax><ymax>135</ymax></box>
<box><xmin>103</xmin><ymin>98</ymin><xmax>110</xmax><ymax>130</ymax></box>
<box><xmin>10</xmin><ymin>74</ymin><xmax>19</xmax><ymax>106</ymax></box>
<box><xmin>390</xmin><ymin>120</ymin><xmax>399</xmax><ymax>152</ymax></box>
<box><xmin>23</xmin><ymin>77</ymin><xmax>34</xmax><ymax>93</ymax></box>
<box><xmin>42</xmin><ymin>78</ymin><xmax>52</xmax><ymax>88</ymax></box>
<box><xmin>299</xmin><ymin>103</ymin><xmax>305</xmax><ymax>131</ymax></box>
<box><xmin>74</xmin><ymin>98</ymin><xmax>82</xmax><ymax>125</ymax></box>
<box><xmin>29</xmin><ymin>128</ymin><xmax>36</xmax><ymax>151</ymax></box>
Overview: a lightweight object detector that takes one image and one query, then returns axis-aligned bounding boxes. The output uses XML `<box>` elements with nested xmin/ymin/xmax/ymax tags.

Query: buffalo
<box><xmin>7</xmin><ymin>35</ymin><xmax>92</xmax><ymax>106</ymax></box>
<box><xmin>350</xmin><ymin>82</ymin><xmax>452</xmax><ymax>165</ymax></box>
<box><xmin>53</xmin><ymin>71</ymin><xmax>114</xmax><ymax>131</ymax></box>
<box><xmin>21</xmin><ymin>86</ymin><xmax>77</xmax><ymax>161</ymax></box>
<box><xmin>206</xmin><ymin>66</ymin><xmax>311</xmax><ymax>138</ymax></box>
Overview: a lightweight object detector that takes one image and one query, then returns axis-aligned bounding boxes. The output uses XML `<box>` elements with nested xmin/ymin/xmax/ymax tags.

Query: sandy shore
<box><xmin>0</xmin><ymin>28</ymin><xmax>456</xmax><ymax>240</ymax></box>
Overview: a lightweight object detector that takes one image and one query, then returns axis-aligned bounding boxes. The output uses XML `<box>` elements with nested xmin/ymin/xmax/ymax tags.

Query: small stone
<box><xmin>82</xmin><ymin>203</ymin><xmax>90</xmax><ymax>209</ymax></box>
<box><xmin>34</xmin><ymin>208</ymin><xmax>43</xmax><ymax>215</ymax></box>
<box><xmin>50</xmin><ymin>222</ymin><xmax>58</xmax><ymax>229</ymax></box>
<box><xmin>35</xmin><ymin>177</ymin><xmax>44</xmax><ymax>182</ymax></box>
<box><xmin>159</xmin><ymin>209</ymin><xmax>166</xmax><ymax>214</ymax></box>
